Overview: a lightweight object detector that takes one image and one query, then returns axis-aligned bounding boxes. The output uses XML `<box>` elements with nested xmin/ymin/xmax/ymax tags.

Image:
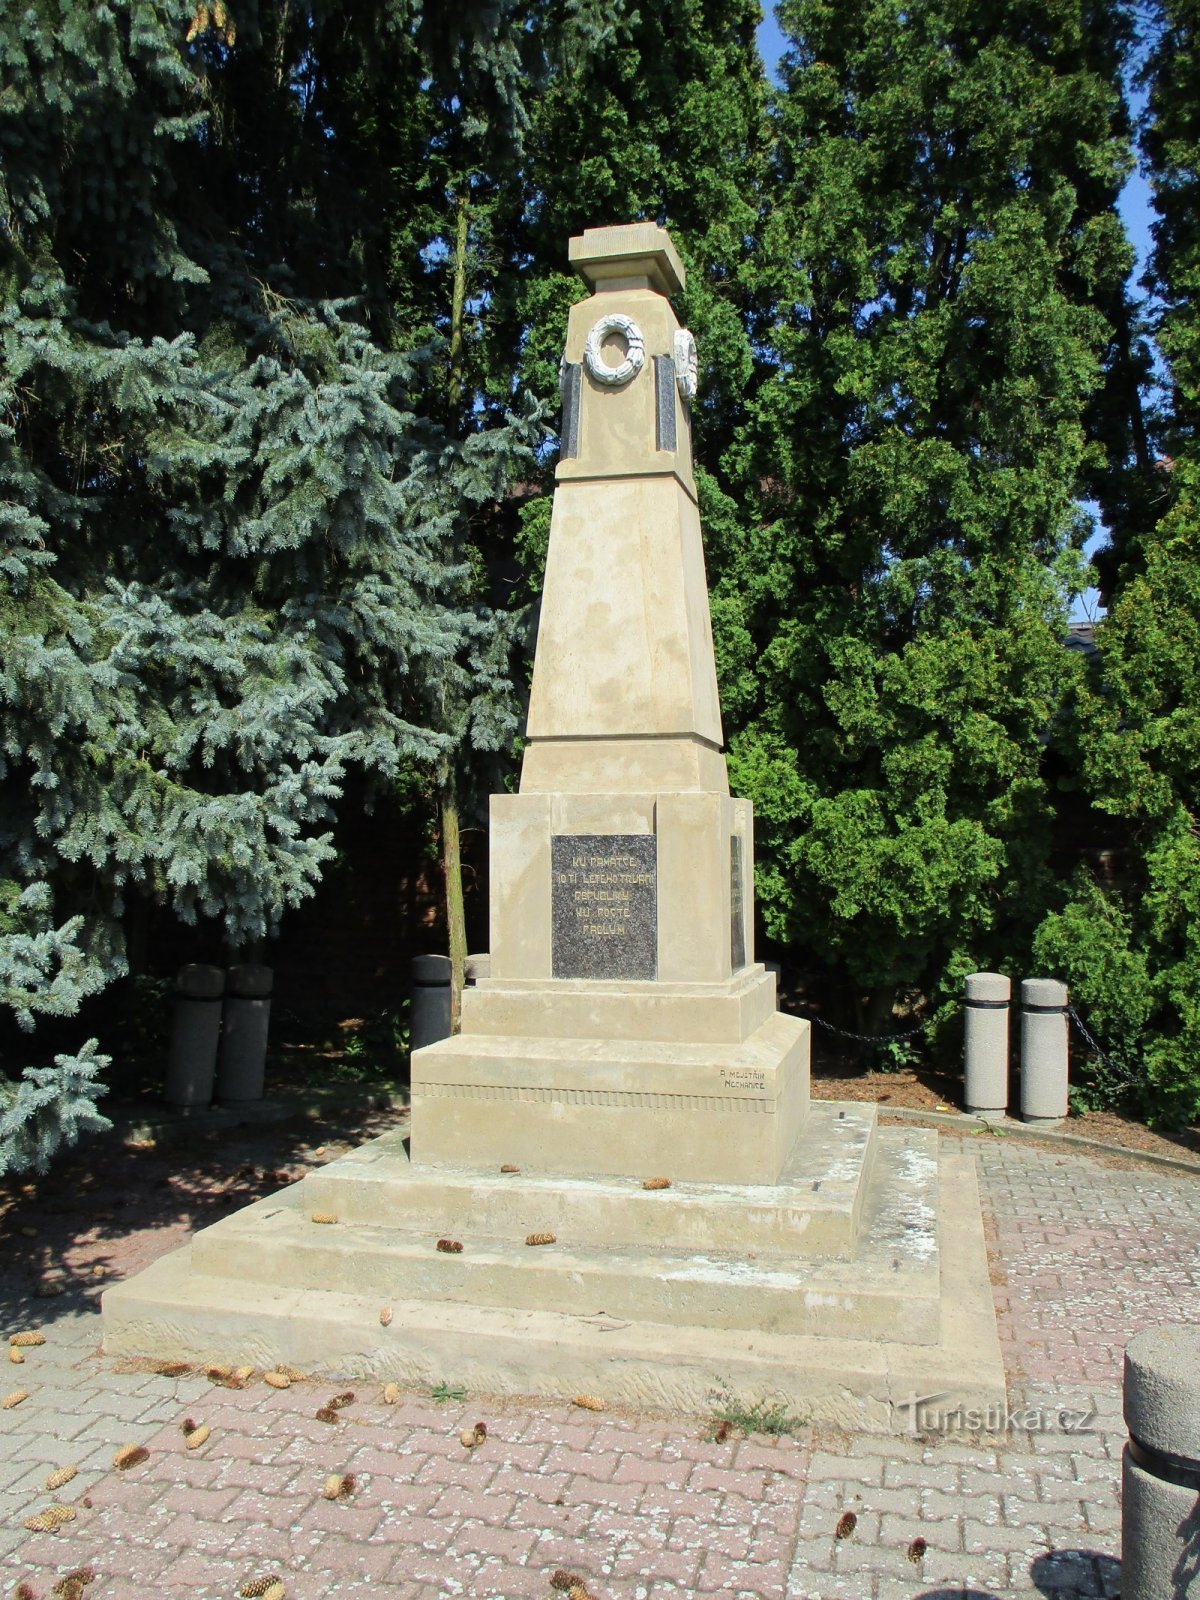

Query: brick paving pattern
<box><xmin>1</xmin><ymin>1126</ymin><xmax>1198</xmax><ymax>1599</ymax></box>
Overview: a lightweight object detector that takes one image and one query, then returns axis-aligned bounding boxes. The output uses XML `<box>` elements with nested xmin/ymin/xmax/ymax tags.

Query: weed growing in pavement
<box><xmin>430</xmin><ymin>1382</ymin><xmax>467</xmax><ymax>1403</ymax></box>
<box><xmin>706</xmin><ymin>1383</ymin><xmax>804</xmax><ymax>1439</ymax></box>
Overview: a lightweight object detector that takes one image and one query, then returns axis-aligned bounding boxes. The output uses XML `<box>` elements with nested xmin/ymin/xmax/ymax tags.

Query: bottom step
<box><xmin>102</xmin><ymin>1149</ymin><xmax>1004</xmax><ymax>1435</ymax></box>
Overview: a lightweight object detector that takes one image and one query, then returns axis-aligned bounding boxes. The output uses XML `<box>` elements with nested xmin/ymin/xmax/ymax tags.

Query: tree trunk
<box><xmin>438</xmin><ymin>191</ymin><xmax>471</xmax><ymax>1036</ymax></box>
<box><xmin>440</xmin><ymin>773</ymin><xmax>467</xmax><ymax>1036</ymax></box>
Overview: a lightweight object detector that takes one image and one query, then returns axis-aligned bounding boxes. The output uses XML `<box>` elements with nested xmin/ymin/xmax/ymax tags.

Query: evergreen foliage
<box><xmin>0</xmin><ymin>0</ymin><xmax>535</xmax><ymax>1170</ymax></box>
<box><xmin>716</xmin><ymin>0</ymin><xmax>1135</xmax><ymax>1029</ymax></box>
<box><xmin>1034</xmin><ymin>0</ymin><xmax>1200</xmax><ymax>1124</ymax></box>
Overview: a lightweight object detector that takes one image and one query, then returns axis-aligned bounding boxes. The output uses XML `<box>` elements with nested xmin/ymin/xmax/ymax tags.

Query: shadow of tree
<box><xmin>0</xmin><ymin>1100</ymin><xmax>407</xmax><ymax>1334</ymax></box>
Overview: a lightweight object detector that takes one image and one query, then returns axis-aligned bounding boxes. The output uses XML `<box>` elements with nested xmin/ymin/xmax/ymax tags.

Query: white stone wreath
<box><xmin>583</xmin><ymin>312</ymin><xmax>645</xmax><ymax>387</ymax></box>
<box><xmin>674</xmin><ymin>327</ymin><xmax>698</xmax><ymax>403</ymax></box>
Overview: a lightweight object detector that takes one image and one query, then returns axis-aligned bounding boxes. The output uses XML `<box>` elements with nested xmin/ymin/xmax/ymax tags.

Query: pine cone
<box><xmin>9</xmin><ymin>1332</ymin><xmax>46</xmax><ymax>1348</ymax></box>
<box><xmin>642</xmin><ymin>1177</ymin><xmax>671</xmax><ymax>1190</ymax></box>
<box><xmin>23</xmin><ymin>1504</ymin><xmax>75</xmax><ymax>1533</ymax></box>
<box><xmin>3</xmin><ymin>1389</ymin><xmax>29</xmax><ymax>1409</ymax></box>
<box><xmin>184</xmin><ymin>1423</ymin><xmax>210</xmax><ymax>1449</ymax></box>
<box><xmin>572</xmin><ymin>1394</ymin><xmax>605</xmax><ymax>1411</ymax></box>
<box><xmin>113</xmin><ymin>1444</ymin><xmax>149</xmax><ymax>1470</ymax></box>
<box><xmin>436</xmin><ymin>1238</ymin><xmax>463</xmax><ymax>1253</ymax></box>
<box><xmin>310</xmin><ymin>1213</ymin><xmax>337</xmax><ymax>1225</ymax></box>
<box><xmin>263</xmin><ymin>1371</ymin><xmax>291</xmax><ymax>1389</ymax></box>
<box><xmin>525</xmin><ymin>1232</ymin><xmax>556</xmax><ymax>1247</ymax></box>
<box><xmin>44</xmin><ymin>1466</ymin><xmax>77</xmax><ymax>1492</ymax></box>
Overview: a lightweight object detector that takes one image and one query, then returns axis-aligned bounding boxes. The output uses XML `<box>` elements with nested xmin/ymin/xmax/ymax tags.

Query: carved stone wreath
<box><xmin>583</xmin><ymin>313</ymin><xmax>646</xmax><ymax>387</ymax></box>
<box><xmin>674</xmin><ymin>327</ymin><xmax>698</xmax><ymax>403</ymax></box>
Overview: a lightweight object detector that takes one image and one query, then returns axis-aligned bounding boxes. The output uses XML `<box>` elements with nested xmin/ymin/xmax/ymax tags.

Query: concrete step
<box><xmin>301</xmin><ymin>1098</ymin><xmax>878</xmax><ymax>1259</ymax></box>
<box><xmin>102</xmin><ymin>1146</ymin><xmax>1002</xmax><ymax>1436</ymax></box>
<box><xmin>184</xmin><ymin>1126</ymin><xmax>938</xmax><ymax>1343</ymax></box>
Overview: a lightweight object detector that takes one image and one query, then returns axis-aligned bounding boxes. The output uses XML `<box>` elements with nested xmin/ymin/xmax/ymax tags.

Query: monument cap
<box><xmin>569</xmin><ymin>222</ymin><xmax>685</xmax><ymax>296</ymax></box>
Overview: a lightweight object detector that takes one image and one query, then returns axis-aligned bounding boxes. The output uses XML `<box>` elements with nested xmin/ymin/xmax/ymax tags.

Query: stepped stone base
<box><xmin>102</xmin><ymin>1104</ymin><xmax>1006</xmax><ymax>1433</ymax></box>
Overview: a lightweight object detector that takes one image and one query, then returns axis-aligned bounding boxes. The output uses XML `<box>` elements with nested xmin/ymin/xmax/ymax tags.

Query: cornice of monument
<box><xmin>569</xmin><ymin>222</ymin><xmax>686</xmax><ymax>297</ymax></box>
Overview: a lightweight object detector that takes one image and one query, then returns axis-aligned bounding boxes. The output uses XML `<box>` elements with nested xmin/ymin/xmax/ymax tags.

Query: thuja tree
<box><xmin>0</xmin><ymin>0</ymin><xmax>535</xmax><ymax>1171</ymax></box>
<box><xmin>1034</xmin><ymin>0</ymin><xmax>1200</xmax><ymax>1125</ymax></box>
<box><xmin>719</xmin><ymin>0</ymin><xmax>1135</xmax><ymax>1030</ymax></box>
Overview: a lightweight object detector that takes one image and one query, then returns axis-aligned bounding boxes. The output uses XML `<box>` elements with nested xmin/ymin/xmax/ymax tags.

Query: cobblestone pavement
<box><xmin>1</xmin><ymin>1125</ymin><xmax>1198</xmax><ymax>1600</ymax></box>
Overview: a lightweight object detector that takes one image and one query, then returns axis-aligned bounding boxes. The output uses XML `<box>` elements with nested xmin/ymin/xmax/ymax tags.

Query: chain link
<box><xmin>807</xmin><ymin>1013</ymin><xmax>934</xmax><ymax>1045</ymax></box>
<box><xmin>1068</xmin><ymin>1004</ymin><xmax>1126</xmax><ymax>1076</ymax></box>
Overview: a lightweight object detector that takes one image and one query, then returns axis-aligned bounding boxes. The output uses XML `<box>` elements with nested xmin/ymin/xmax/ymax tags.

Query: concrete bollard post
<box><xmin>1020</xmin><ymin>977</ymin><xmax>1069</xmax><ymax>1125</ymax></box>
<box><xmin>410</xmin><ymin>954</ymin><xmax>452</xmax><ymax>1053</ymax></box>
<box><xmin>1122</xmin><ymin>1325</ymin><xmax>1200</xmax><ymax>1599</ymax></box>
<box><xmin>216</xmin><ymin>963</ymin><xmax>273</xmax><ymax>1104</ymax></box>
<box><xmin>164</xmin><ymin>964</ymin><xmax>225</xmax><ymax>1108</ymax></box>
<box><xmin>964</xmin><ymin>972</ymin><xmax>1011</xmax><ymax>1122</ymax></box>
<box><xmin>465</xmin><ymin>952</ymin><xmax>491</xmax><ymax>986</ymax></box>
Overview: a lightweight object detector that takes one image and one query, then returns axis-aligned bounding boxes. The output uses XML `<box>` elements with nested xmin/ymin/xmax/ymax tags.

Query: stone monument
<box><xmin>103</xmin><ymin>224</ymin><xmax>1006</xmax><ymax>1432</ymax></box>
<box><xmin>411</xmin><ymin>222</ymin><xmax>808</xmax><ymax>1186</ymax></box>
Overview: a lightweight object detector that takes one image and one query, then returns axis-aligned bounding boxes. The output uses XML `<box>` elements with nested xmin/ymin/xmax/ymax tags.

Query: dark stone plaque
<box><xmin>653</xmin><ymin>355</ymin><xmax>677</xmax><ymax>452</ymax></box>
<box><xmin>552</xmin><ymin>835</ymin><xmax>657</xmax><ymax>980</ymax></box>
<box><xmin>731</xmin><ymin>833</ymin><xmax>747</xmax><ymax>971</ymax></box>
<box><xmin>560</xmin><ymin>361</ymin><xmax>583</xmax><ymax>459</ymax></box>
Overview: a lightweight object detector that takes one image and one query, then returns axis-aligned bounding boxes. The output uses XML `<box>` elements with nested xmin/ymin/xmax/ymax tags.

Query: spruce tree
<box><xmin>722</xmin><ymin>0</ymin><xmax>1135</xmax><ymax>1029</ymax></box>
<box><xmin>0</xmin><ymin>0</ymin><xmax>535</xmax><ymax>1171</ymax></box>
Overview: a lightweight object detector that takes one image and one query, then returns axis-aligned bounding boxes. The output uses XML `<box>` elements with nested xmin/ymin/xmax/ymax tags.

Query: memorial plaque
<box><xmin>552</xmin><ymin>835</ymin><xmax>657</xmax><ymax>980</ymax></box>
<box><xmin>731</xmin><ymin>833</ymin><xmax>747</xmax><ymax>971</ymax></box>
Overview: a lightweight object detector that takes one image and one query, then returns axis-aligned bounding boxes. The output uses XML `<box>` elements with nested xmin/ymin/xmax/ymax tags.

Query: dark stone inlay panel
<box><xmin>560</xmin><ymin>362</ymin><xmax>583</xmax><ymax>459</ymax></box>
<box><xmin>552</xmin><ymin>835</ymin><xmax>657</xmax><ymax>981</ymax></box>
<box><xmin>653</xmin><ymin>356</ymin><xmax>677</xmax><ymax>452</ymax></box>
<box><xmin>731</xmin><ymin>833</ymin><xmax>747</xmax><ymax>971</ymax></box>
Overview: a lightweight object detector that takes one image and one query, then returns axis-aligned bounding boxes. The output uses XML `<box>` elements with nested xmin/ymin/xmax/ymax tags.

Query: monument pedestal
<box><xmin>102</xmin><ymin>222</ymin><xmax>1005</xmax><ymax>1432</ymax></box>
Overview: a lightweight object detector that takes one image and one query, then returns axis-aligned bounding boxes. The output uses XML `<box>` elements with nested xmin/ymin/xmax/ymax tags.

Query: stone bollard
<box><xmin>964</xmin><ymin>972</ymin><xmax>1011</xmax><ymax>1122</ymax></box>
<box><xmin>1122</xmin><ymin>1325</ymin><xmax>1200</xmax><ymax>1599</ymax></box>
<box><xmin>216</xmin><ymin>963</ymin><xmax>273</xmax><ymax>1104</ymax></box>
<box><xmin>1019</xmin><ymin>977</ymin><xmax>1069</xmax><ymax>1125</ymax></box>
<box><xmin>410</xmin><ymin>954</ymin><xmax>452</xmax><ymax>1052</ymax></box>
<box><xmin>164</xmin><ymin>964</ymin><xmax>225</xmax><ymax>1108</ymax></box>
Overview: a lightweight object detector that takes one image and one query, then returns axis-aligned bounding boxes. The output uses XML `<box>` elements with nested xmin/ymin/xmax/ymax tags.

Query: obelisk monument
<box><xmin>409</xmin><ymin>222</ymin><xmax>810</xmax><ymax>1183</ymax></box>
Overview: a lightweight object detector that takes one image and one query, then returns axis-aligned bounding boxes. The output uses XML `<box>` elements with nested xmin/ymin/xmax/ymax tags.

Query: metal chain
<box><xmin>807</xmin><ymin>1014</ymin><xmax>934</xmax><ymax>1045</ymax></box>
<box><xmin>1068</xmin><ymin>1004</ymin><xmax>1126</xmax><ymax>1076</ymax></box>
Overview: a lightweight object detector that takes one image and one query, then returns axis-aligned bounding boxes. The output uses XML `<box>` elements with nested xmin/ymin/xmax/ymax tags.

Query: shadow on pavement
<box><xmin>0</xmin><ymin>1098</ymin><xmax>407</xmax><ymax>1335</ymax></box>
